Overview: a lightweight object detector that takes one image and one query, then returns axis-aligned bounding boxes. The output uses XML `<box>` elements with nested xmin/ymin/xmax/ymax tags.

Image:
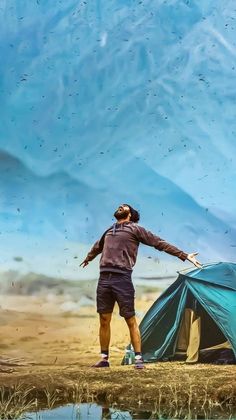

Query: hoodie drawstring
<box><xmin>112</xmin><ymin>223</ymin><xmax>117</xmax><ymax>235</ymax></box>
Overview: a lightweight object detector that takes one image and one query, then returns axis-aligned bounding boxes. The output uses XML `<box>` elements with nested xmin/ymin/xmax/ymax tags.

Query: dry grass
<box><xmin>0</xmin><ymin>383</ymin><xmax>35</xmax><ymax>419</ymax></box>
<box><xmin>0</xmin><ymin>365</ymin><xmax>235</xmax><ymax>419</ymax></box>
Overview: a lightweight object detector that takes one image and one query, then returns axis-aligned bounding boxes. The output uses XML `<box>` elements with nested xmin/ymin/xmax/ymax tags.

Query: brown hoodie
<box><xmin>85</xmin><ymin>222</ymin><xmax>188</xmax><ymax>273</ymax></box>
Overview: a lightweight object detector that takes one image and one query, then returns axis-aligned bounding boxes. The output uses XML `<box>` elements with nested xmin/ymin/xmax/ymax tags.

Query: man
<box><xmin>80</xmin><ymin>204</ymin><xmax>202</xmax><ymax>369</ymax></box>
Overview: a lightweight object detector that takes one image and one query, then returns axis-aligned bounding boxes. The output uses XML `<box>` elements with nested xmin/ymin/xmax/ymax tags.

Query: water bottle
<box><xmin>124</xmin><ymin>348</ymin><xmax>132</xmax><ymax>365</ymax></box>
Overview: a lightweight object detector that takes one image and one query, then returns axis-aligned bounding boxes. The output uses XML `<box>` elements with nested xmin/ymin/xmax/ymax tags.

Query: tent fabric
<box><xmin>176</xmin><ymin>308</ymin><xmax>201</xmax><ymax>363</ymax></box>
<box><xmin>140</xmin><ymin>283</ymin><xmax>188</xmax><ymax>360</ymax></box>
<box><xmin>186</xmin><ymin>316</ymin><xmax>201</xmax><ymax>363</ymax></box>
<box><xmin>187</xmin><ymin>280</ymin><xmax>236</xmax><ymax>353</ymax></box>
<box><xmin>202</xmin><ymin>341</ymin><xmax>231</xmax><ymax>351</ymax></box>
<box><xmin>177</xmin><ymin>308</ymin><xmax>194</xmax><ymax>351</ymax></box>
<box><xmin>139</xmin><ymin>262</ymin><xmax>236</xmax><ymax>363</ymax></box>
<box><xmin>178</xmin><ymin>262</ymin><xmax>236</xmax><ymax>291</ymax></box>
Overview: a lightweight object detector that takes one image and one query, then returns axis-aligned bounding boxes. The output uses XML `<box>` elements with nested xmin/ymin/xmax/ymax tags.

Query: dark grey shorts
<box><xmin>96</xmin><ymin>271</ymin><xmax>135</xmax><ymax>319</ymax></box>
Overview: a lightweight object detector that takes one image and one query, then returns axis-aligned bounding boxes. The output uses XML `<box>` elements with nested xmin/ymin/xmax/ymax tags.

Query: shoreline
<box><xmin>0</xmin><ymin>363</ymin><xmax>235</xmax><ymax>418</ymax></box>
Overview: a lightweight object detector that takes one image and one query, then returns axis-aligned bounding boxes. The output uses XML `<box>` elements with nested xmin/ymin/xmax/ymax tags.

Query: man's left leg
<box><xmin>113</xmin><ymin>272</ymin><xmax>145</xmax><ymax>369</ymax></box>
<box><xmin>125</xmin><ymin>315</ymin><xmax>141</xmax><ymax>352</ymax></box>
<box><xmin>125</xmin><ymin>316</ymin><xmax>144</xmax><ymax>369</ymax></box>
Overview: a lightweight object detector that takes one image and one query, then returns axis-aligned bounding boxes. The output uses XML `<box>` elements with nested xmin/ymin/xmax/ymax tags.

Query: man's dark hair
<box><xmin>124</xmin><ymin>204</ymin><xmax>140</xmax><ymax>223</ymax></box>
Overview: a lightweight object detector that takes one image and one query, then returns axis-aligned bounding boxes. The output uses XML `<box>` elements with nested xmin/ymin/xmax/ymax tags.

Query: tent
<box><xmin>131</xmin><ymin>262</ymin><xmax>236</xmax><ymax>364</ymax></box>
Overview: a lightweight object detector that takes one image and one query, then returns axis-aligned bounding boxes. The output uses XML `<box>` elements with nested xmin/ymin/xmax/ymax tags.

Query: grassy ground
<box><xmin>0</xmin><ymin>294</ymin><xmax>235</xmax><ymax>418</ymax></box>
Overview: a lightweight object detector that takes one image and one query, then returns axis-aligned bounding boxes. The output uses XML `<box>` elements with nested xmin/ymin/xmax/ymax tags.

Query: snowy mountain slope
<box><xmin>0</xmin><ymin>1</ymin><xmax>235</xmax><ymax>274</ymax></box>
<box><xmin>0</xmin><ymin>151</ymin><xmax>235</xmax><ymax>262</ymax></box>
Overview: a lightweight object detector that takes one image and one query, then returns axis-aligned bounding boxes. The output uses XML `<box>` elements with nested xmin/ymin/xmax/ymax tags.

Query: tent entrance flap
<box><xmin>175</xmin><ymin>308</ymin><xmax>201</xmax><ymax>363</ymax></box>
<box><xmin>175</xmin><ymin>300</ymin><xmax>235</xmax><ymax>364</ymax></box>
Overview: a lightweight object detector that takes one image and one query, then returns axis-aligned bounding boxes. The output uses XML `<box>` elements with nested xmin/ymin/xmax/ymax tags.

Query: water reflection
<box><xmin>26</xmin><ymin>403</ymin><xmax>151</xmax><ymax>419</ymax></box>
<box><xmin>25</xmin><ymin>403</ymin><xmax>234</xmax><ymax>420</ymax></box>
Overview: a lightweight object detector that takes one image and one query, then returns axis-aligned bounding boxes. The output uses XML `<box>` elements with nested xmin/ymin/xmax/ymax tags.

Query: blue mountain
<box><xmin>0</xmin><ymin>151</ymin><xmax>235</xmax><ymax>263</ymax></box>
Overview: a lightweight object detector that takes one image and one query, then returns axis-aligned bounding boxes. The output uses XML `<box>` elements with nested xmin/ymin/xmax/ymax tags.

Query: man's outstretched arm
<box><xmin>80</xmin><ymin>239</ymin><xmax>103</xmax><ymax>268</ymax></box>
<box><xmin>135</xmin><ymin>225</ymin><xmax>202</xmax><ymax>268</ymax></box>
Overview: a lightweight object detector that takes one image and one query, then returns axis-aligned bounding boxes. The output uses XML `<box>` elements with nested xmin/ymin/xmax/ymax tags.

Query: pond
<box><xmin>23</xmin><ymin>403</ymin><xmax>150</xmax><ymax>419</ymax></box>
<box><xmin>16</xmin><ymin>403</ymin><xmax>150</xmax><ymax>419</ymax></box>
<box><xmin>22</xmin><ymin>403</ymin><xmax>235</xmax><ymax>420</ymax></box>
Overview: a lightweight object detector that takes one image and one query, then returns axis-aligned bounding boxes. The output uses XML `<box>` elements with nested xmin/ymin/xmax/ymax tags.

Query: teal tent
<box><xmin>138</xmin><ymin>262</ymin><xmax>236</xmax><ymax>364</ymax></box>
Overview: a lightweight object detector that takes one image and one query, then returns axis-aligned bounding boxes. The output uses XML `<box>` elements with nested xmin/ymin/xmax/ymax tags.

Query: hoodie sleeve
<box><xmin>134</xmin><ymin>225</ymin><xmax>188</xmax><ymax>261</ymax></box>
<box><xmin>84</xmin><ymin>240</ymin><xmax>103</xmax><ymax>262</ymax></box>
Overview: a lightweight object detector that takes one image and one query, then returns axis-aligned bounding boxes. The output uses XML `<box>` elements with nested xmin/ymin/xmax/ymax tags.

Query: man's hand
<box><xmin>187</xmin><ymin>252</ymin><xmax>202</xmax><ymax>268</ymax></box>
<box><xmin>80</xmin><ymin>259</ymin><xmax>89</xmax><ymax>268</ymax></box>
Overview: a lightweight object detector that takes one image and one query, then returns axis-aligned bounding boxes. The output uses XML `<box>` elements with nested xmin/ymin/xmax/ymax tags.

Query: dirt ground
<box><xmin>0</xmin><ymin>294</ymin><xmax>152</xmax><ymax>366</ymax></box>
<box><xmin>0</xmin><ymin>295</ymin><xmax>236</xmax><ymax>417</ymax></box>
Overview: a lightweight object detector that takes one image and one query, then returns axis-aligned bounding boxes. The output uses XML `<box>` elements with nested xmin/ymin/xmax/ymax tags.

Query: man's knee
<box><xmin>125</xmin><ymin>315</ymin><xmax>137</xmax><ymax>328</ymax></box>
<box><xmin>99</xmin><ymin>313</ymin><xmax>112</xmax><ymax>327</ymax></box>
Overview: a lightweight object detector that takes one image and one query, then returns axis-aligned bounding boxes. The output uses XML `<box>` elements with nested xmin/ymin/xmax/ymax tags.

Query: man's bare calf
<box><xmin>99</xmin><ymin>313</ymin><xmax>112</xmax><ymax>351</ymax></box>
<box><xmin>125</xmin><ymin>315</ymin><xmax>141</xmax><ymax>353</ymax></box>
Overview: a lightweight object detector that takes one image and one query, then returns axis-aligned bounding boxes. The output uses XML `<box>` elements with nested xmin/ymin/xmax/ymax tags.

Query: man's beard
<box><xmin>114</xmin><ymin>209</ymin><xmax>130</xmax><ymax>220</ymax></box>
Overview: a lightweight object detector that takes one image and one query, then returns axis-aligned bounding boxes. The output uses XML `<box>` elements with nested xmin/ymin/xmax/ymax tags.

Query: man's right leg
<box><xmin>93</xmin><ymin>272</ymin><xmax>115</xmax><ymax>368</ymax></box>
<box><xmin>99</xmin><ymin>312</ymin><xmax>112</xmax><ymax>355</ymax></box>
<box><xmin>92</xmin><ymin>313</ymin><xmax>112</xmax><ymax>368</ymax></box>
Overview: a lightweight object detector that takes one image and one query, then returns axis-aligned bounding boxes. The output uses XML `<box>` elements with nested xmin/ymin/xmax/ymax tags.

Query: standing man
<box><xmin>80</xmin><ymin>204</ymin><xmax>202</xmax><ymax>369</ymax></box>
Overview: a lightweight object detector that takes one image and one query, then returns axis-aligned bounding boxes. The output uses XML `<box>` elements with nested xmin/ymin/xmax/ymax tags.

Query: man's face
<box><xmin>114</xmin><ymin>204</ymin><xmax>131</xmax><ymax>220</ymax></box>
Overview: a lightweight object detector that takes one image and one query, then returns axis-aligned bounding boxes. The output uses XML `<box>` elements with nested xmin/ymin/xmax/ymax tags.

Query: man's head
<box><xmin>114</xmin><ymin>204</ymin><xmax>140</xmax><ymax>223</ymax></box>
